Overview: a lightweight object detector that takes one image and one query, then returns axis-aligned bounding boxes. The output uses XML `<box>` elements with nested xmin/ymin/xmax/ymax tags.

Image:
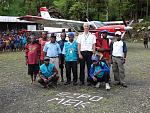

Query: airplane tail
<box><xmin>40</xmin><ymin>7</ymin><xmax>51</xmax><ymax>19</ymax></box>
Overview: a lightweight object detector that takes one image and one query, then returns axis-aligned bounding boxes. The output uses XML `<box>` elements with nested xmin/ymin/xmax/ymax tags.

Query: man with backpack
<box><xmin>89</xmin><ymin>54</ymin><xmax>111</xmax><ymax>90</ymax></box>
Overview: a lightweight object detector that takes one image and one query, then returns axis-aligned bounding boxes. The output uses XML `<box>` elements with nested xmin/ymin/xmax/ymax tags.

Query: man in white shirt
<box><xmin>110</xmin><ymin>31</ymin><xmax>127</xmax><ymax>87</ymax></box>
<box><xmin>77</xmin><ymin>22</ymin><xmax>96</xmax><ymax>85</ymax></box>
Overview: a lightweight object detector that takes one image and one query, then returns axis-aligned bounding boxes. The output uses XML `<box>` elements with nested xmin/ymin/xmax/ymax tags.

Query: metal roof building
<box><xmin>0</xmin><ymin>16</ymin><xmax>37</xmax><ymax>31</ymax></box>
<box><xmin>0</xmin><ymin>16</ymin><xmax>35</xmax><ymax>23</ymax></box>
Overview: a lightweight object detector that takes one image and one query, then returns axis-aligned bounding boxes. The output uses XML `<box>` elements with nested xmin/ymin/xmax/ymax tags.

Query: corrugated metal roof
<box><xmin>0</xmin><ymin>16</ymin><xmax>35</xmax><ymax>23</ymax></box>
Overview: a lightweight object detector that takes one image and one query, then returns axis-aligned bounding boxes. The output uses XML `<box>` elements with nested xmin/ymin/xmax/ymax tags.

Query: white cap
<box><xmin>115</xmin><ymin>31</ymin><xmax>122</xmax><ymax>36</ymax></box>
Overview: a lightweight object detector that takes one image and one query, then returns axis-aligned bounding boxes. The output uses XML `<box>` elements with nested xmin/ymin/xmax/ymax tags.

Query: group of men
<box><xmin>25</xmin><ymin>22</ymin><xmax>127</xmax><ymax>90</ymax></box>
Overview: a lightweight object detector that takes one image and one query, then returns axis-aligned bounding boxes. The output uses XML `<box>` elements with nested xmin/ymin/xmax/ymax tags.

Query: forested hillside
<box><xmin>0</xmin><ymin>0</ymin><xmax>149</xmax><ymax>21</ymax></box>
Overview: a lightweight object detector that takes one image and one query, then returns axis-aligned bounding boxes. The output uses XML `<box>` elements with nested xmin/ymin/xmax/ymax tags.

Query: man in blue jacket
<box><xmin>38</xmin><ymin>56</ymin><xmax>59</xmax><ymax>88</ymax></box>
<box><xmin>89</xmin><ymin>55</ymin><xmax>110</xmax><ymax>90</ymax></box>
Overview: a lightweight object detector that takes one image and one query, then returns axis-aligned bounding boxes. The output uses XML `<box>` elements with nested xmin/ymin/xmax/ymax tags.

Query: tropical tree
<box><xmin>69</xmin><ymin>1</ymin><xmax>86</xmax><ymax>21</ymax></box>
<box><xmin>0</xmin><ymin>0</ymin><xmax>149</xmax><ymax>21</ymax></box>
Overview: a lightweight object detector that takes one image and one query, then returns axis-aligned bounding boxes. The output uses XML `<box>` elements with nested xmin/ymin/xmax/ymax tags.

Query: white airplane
<box><xmin>18</xmin><ymin>7</ymin><xmax>133</xmax><ymax>39</ymax></box>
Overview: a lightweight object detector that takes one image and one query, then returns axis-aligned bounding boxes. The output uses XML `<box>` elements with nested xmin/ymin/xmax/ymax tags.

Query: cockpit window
<box><xmin>89</xmin><ymin>21</ymin><xmax>106</xmax><ymax>30</ymax></box>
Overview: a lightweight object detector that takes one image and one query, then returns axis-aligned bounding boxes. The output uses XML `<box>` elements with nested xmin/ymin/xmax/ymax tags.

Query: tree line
<box><xmin>0</xmin><ymin>0</ymin><xmax>149</xmax><ymax>21</ymax></box>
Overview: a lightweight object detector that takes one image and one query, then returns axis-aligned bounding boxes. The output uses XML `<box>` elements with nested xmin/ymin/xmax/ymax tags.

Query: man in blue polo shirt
<box><xmin>38</xmin><ymin>56</ymin><xmax>59</xmax><ymax>88</ymax></box>
<box><xmin>43</xmin><ymin>33</ymin><xmax>61</xmax><ymax>70</ymax></box>
<box><xmin>62</xmin><ymin>32</ymin><xmax>78</xmax><ymax>85</ymax></box>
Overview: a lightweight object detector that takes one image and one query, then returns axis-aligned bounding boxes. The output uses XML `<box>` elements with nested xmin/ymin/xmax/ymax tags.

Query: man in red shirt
<box><xmin>25</xmin><ymin>35</ymin><xmax>40</xmax><ymax>84</ymax></box>
<box><xmin>39</xmin><ymin>33</ymin><xmax>47</xmax><ymax>64</ymax></box>
<box><xmin>96</xmin><ymin>30</ymin><xmax>111</xmax><ymax>66</ymax></box>
<box><xmin>95</xmin><ymin>31</ymin><xmax>102</xmax><ymax>51</ymax></box>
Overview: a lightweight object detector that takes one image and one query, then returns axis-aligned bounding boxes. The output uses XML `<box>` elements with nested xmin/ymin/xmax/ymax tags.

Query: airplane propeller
<box><xmin>121</xmin><ymin>16</ymin><xmax>133</xmax><ymax>39</ymax></box>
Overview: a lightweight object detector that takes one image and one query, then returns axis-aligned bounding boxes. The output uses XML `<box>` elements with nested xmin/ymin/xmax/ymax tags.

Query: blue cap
<box><xmin>68</xmin><ymin>32</ymin><xmax>74</xmax><ymax>37</ymax></box>
<box><xmin>91</xmin><ymin>55</ymin><xmax>99</xmax><ymax>62</ymax></box>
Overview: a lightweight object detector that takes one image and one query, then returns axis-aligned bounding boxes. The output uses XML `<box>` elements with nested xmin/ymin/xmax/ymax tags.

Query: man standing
<box><xmin>62</xmin><ymin>32</ymin><xmax>78</xmax><ymax>85</ymax></box>
<box><xmin>110</xmin><ymin>31</ymin><xmax>127</xmax><ymax>87</ymax></box>
<box><xmin>97</xmin><ymin>30</ymin><xmax>111</xmax><ymax>66</ymax></box>
<box><xmin>39</xmin><ymin>32</ymin><xmax>47</xmax><ymax>64</ymax></box>
<box><xmin>77</xmin><ymin>22</ymin><xmax>96</xmax><ymax>85</ymax></box>
<box><xmin>143</xmin><ymin>32</ymin><xmax>149</xmax><ymax>48</ymax></box>
<box><xmin>43</xmin><ymin>33</ymin><xmax>61</xmax><ymax>70</ymax></box>
<box><xmin>58</xmin><ymin>32</ymin><xmax>68</xmax><ymax>82</ymax></box>
<box><xmin>25</xmin><ymin>35</ymin><xmax>40</xmax><ymax>84</ymax></box>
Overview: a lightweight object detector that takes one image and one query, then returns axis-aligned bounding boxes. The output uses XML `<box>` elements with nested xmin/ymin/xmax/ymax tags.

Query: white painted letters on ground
<box><xmin>47</xmin><ymin>92</ymin><xmax>103</xmax><ymax>109</ymax></box>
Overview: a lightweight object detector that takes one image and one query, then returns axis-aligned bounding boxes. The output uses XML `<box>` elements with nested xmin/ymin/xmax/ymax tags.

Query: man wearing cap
<box><xmin>62</xmin><ymin>32</ymin><xmax>78</xmax><ymax>85</ymax></box>
<box><xmin>77</xmin><ymin>22</ymin><xmax>96</xmax><ymax>85</ymax></box>
<box><xmin>25</xmin><ymin>35</ymin><xmax>40</xmax><ymax>84</ymax></box>
<box><xmin>38</xmin><ymin>56</ymin><xmax>59</xmax><ymax>88</ymax></box>
<box><xmin>110</xmin><ymin>31</ymin><xmax>127</xmax><ymax>87</ymax></box>
<box><xmin>97</xmin><ymin>30</ymin><xmax>112</xmax><ymax>66</ymax></box>
<box><xmin>58</xmin><ymin>32</ymin><xmax>68</xmax><ymax>82</ymax></box>
<box><xmin>43</xmin><ymin>33</ymin><xmax>61</xmax><ymax>70</ymax></box>
<box><xmin>89</xmin><ymin>54</ymin><xmax>110</xmax><ymax>89</ymax></box>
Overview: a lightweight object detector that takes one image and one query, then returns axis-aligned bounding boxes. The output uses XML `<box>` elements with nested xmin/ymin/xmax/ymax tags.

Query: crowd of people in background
<box><xmin>0</xmin><ymin>30</ymin><xmax>28</xmax><ymax>52</ymax></box>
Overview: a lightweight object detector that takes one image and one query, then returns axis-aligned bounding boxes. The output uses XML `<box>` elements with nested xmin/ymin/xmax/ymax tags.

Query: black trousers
<box><xmin>79</xmin><ymin>51</ymin><xmax>93</xmax><ymax>83</ymax></box>
<box><xmin>38</xmin><ymin>76</ymin><xmax>59</xmax><ymax>86</ymax></box>
<box><xmin>59</xmin><ymin>54</ymin><xmax>65</xmax><ymax>79</ymax></box>
<box><xmin>89</xmin><ymin>72</ymin><xmax>110</xmax><ymax>85</ymax></box>
<box><xmin>65</xmin><ymin>61</ymin><xmax>78</xmax><ymax>83</ymax></box>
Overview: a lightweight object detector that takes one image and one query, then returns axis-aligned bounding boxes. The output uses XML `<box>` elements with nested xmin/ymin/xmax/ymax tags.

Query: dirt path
<box><xmin>0</xmin><ymin>43</ymin><xmax>150</xmax><ymax>113</ymax></box>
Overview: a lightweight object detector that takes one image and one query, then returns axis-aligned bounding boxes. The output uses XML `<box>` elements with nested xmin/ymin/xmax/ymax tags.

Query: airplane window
<box><xmin>89</xmin><ymin>25</ymin><xmax>96</xmax><ymax>30</ymax></box>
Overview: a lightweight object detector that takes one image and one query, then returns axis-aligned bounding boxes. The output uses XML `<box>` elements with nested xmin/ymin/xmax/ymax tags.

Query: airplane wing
<box><xmin>18</xmin><ymin>15</ymin><xmax>50</xmax><ymax>26</ymax></box>
<box><xmin>18</xmin><ymin>7</ymin><xmax>85</xmax><ymax>31</ymax></box>
<box><xmin>19</xmin><ymin>16</ymin><xmax>84</xmax><ymax>31</ymax></box>
<box><xmin>18</xmin><ymin>15</ymin><xmax>84</xmax><ymax>31</ymax></box>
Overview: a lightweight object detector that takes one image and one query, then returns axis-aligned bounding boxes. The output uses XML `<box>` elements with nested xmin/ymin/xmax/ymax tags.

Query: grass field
<box><xmin>0</xmin><ymin>42</ymin><xmax>150</xmax><ymax>113</ymax></box>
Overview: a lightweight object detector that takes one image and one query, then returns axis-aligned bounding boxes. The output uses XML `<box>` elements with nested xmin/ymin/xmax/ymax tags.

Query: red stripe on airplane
<box><xmin>40</xmin><ymin>7</ymin><xmax>48</xmax><ymax>12</ymax></box>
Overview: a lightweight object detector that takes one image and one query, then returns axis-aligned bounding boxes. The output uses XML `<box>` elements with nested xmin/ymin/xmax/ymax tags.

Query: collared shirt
<box><xmin>62</xmin><ymin>41</ymin><xmax>78</xmax><ymax>61</ymax></box>
<box><xmin>43</xmin><ymin>41</ymin><xmax>61</xmax><ymax>57</ymax></box>
<box><xmin>77</xmin><ymin>32</ymin><xmax>96</xmax><ymax>51</ymax></box>
<box><xmin>111</xmin><ymin>40</ymin><xmax>127</xmax><ymax>57</ymax></box>
<box><xmin>40</xmin><ymin>63</ymin><xmax>55</xmax><ymax>78</ymax></box>
<box><xmin>58</xmin><ymin>40</ymin><xmax>68</xmax><ymax>53</ymax></box>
